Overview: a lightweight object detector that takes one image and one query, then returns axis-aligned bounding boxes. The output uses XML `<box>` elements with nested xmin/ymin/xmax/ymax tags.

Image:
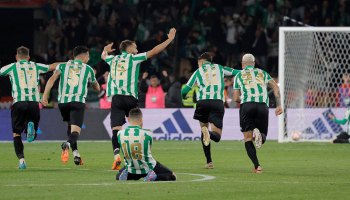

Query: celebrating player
<box><xmin>42</xmin><ymin>46</ymin><xmax>100</xmax><ymax>165</ymax></box>
<box><xmin>116</xmin><ymin>108</ymin><xmax>176</xmax><ymax>181</ymax></box>
<box><xmin>233</xmin><ymin>53</ymin><xmax>282</xmax><ymax>173</ymax></box>
<box><xmin>0</xmin><ymin>46</ymin><xmax>60</xmax><ymax>169</ymax></box>
<box><xmin>101</xmin><ymin>28</ymin><xmax>176</xmax><ymax>170</ymax></box>
<box><xmin>181</xmin><ymin>52</ymin><xmax>239</xmax><ymax>169</ymax></box>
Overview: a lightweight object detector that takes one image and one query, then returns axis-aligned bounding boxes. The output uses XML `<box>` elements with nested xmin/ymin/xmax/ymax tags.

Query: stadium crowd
<box><xmin>1</xmin><ymin>0</ymin><xmax>350</xmax><ymax>108</ymax></box>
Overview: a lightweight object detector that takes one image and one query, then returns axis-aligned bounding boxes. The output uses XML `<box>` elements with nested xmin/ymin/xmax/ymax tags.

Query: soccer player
<box><xmin>181</xmin><ymin>52</ymin><xmax>240</xmax><ymax>169</ymax></box>
<box><xmin>42</xmin><ymin>46</ymin><xmax>100</xmax><ymax>165</ymax></box>
<box><xmin>101</xmin><ymin>28</ymin><xmax>176</xmax><ymax>170</ymax></box>
<box><xmin>233</xmin><ymin>53</ymin><xmax>283</xmax><ymax>173</ymax></box>
<box><xmin>116</xmin><ymin>108</ymin><xmax>176</xmax><ymax>181</ymax></box>
<box><xmin>0</xmin><ymin>46</ymin><xmax>60</xmax><ymax>169</ymax></box>
<box><xmin>328</xmin><ymin>104</ymin><xmax>350</xmax><ymax>143</ymax></box>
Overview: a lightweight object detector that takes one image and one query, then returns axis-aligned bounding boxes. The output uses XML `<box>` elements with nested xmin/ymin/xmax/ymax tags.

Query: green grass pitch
<box><xmin>0</xmin><ymin>141</ymin><xmax>349</xmax><ymax>200</ymax></box>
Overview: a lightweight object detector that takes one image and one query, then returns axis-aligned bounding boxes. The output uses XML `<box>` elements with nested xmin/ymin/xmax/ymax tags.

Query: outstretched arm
<box><xmin>268</xmin><ymin>79</ymin><xmax>283</xmax><ymax>116</ymax></box>
<box><xmin>101</xmin><ymin>43</ymin><xmax>116</xmax><ymax>61</ymax></box>
<box><xmin>42</xmin><ymin>70</ymin><xmax>61</xmax><ymax>106</ymax></box>
<box><xmin>49</xmin><ymin>62</ymin><xmax>64</xmax><ymax>71</ymax></box>
<box><xmin>223</xmin><ymin>66</ymin><xmax>240</xmax><ymax>76</ymax></box>
<box><xmin>328</xmin><ymin>114</ymin><xmax>348</xmax><ymax>125</ymax></box>
<box><xmin>146</xmin><ymin>28</ymin><xmax>176</xmax><ymax>59</ymax></box>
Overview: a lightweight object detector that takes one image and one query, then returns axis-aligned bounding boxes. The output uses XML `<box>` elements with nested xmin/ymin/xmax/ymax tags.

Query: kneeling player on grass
<box><xmin>0</xmin><ymin>46</ymin><xmax>60</xmax><ymax>169</ymax></box>
<box><xmin>181</xmin><ymin>52</ymin><xmax>239</xmax><ymax>169</ymax></box>
<box><xmin>233</xmin><ymin>54</ymin><xmax>282</xmax><ymax>173</ymax></box>
<box><xmin>42</xmin><ymin>46</ymin><xmax>100</xmax><ymax>165</ymax></box>
<box><xmin>116</xmin><ymin>108</ymin><xmax>176</xmax><ymax>181</ymax></box>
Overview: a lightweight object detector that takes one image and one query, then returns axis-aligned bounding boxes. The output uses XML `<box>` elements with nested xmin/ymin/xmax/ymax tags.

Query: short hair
<box><xmin>242</xmin><ymin>53</ymin><xmax>255</xmax><ymax>63</ymax></box>
<box><xmin>119</xmin><ymin>40</ymin><xmax>135</xmax><ymax>52</ymax></box>
<box><xmin>150</xmin><ymin>75</ymin><xmax>158</xmax><ymax>79</ymax></box>
<box><xmin>17</xmin><ymin>46</ymin><xmax>29</xmax><ymax>58</ymax></box>
<box><xmin>198</xmin><ymin>52</ymin><xmax>213</xmax><ymax>62</ymax></box>
<box><xmin>129</xmin><ymin>108</ymin><xmax>142</xmax><ymax>121</ymax></box>
<box><xmin>73</xmin><ymin>46</ymin><xmax>89</xmax><ymax>58</ymax></box>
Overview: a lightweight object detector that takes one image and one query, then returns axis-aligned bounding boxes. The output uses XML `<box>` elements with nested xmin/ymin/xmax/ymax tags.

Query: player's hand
<box><xmin>103</xmin><ymin>42</ymin><xmax>116</xmax><ymax>53</ymax></box>
<box><xmin>275</xmin><ymin>106</ymin><xmax>283</xmax><ymax>116</ymax></box>
<box><xmin>142</xmin><ymin>72</ymin><xmax>148</xmax><ymax>79</ymax></box>
<box><xmin>42</xmin><ymin>95</ymin><xmax>49</xmax><ymax>107</ymax></box>
<box><xmin>162</xmin><ymin>70</ymin><xmax>168</xmax><ymax>77</ymax></box>
<box><xmin>167</xmin><ymin>28</ymin><xmax>176</xmax><ymax>40</ymax></box>
<box><xmin>328</xmin><ymin>113</ymin><xmax>335</xmax><ymax>120</ymax></box>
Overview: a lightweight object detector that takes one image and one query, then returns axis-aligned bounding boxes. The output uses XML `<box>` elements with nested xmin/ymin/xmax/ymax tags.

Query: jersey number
<box><xmin>18</xmin><ymin>68</ymin><xmax>37</xmax><ymax>88</ymax></box>
<box><xmin>241</xmin><ymin>71</ymin><xmax>265</xmax><ymax>89</ymax></box>
<box><xmin>122</xmin><ymin>142</ymin><xmax>143</xmax><ymax>160</ymax></box>
<box><xmin>67</xmin><ymin>68</ymin><xmax>81</xmax><ymax>87</ymax></box>
<box><xmin>111</xmin><ymin>60</ymin><xmax>127</xmax><ymax>80</ymax></box>
<box><xmin>204</xmin><ymin>70</ymin><xmax>218</xmax><ymax>86</ymax></box>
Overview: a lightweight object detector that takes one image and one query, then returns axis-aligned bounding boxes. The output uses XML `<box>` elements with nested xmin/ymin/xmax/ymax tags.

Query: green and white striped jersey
<box><xmin>0</xmin><ymin>60</ymin><xmax>49</xmax><ymax>103</ymax></box>
<box><xmin>233</xmin><ymin>66</ymin><xmax>273</xmax><ymax>105</ymax></box>
<box><xmin>105</xmin><ymin>51</ymin><xmax>147</xmax><ymax>99</ymax></box>
<box><xmin>185</xmin><ymin>61</ymin><xmax>239</xmax><ymax>101</ymax></box>
<box><xmin>118</xmin><ymin>125</ymin><xmax>157</xmax><ymax>174</ymax></box>
<box><xmin>56</xmin><ymin>60</ymin><xmax>96</xmax><ymax>104</ymax></box>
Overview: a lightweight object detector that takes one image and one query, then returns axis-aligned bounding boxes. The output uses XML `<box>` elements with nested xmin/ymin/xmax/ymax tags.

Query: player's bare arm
<box><xmin>92</xmin><ymin>81</ymin><xmax>101</xmax><ymax>92</ymax></box>
<box><xmin>268</xmin><ymin>79</ymin><xmax>283</xmax><ymax>116</ymax></box>
<box><xmin>233</xmin><ymin>89</ymin><xmax>241</xmax><ymax>103</ymax></box>
<box><xmin>42</xmin><ymin>70</ymin><xmax>61</xmax><ymax>106</ymax></box>
<box><xmin>48</xmin><ymin>62</ymin><xmax>64</xmax><ymax>71</ymax></box>
<box><xmin>101</xmin><ymin>42</ymin><xmax>116</xmax><ymax>61</ymax></box>
<box><xmin>146</xmin><ymin>28</ymin><xmax>176</xmax><ymax>59</ymax></box>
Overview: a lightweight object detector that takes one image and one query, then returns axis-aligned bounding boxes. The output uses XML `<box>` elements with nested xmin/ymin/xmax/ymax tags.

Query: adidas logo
<box><xmin>153</xmin><ymin>110</ymin><xmax>200</xmax><ymax>141</ymax></box>
<box><xmin>302</xmin><ymin>109</ymin><xmax>343</xmax><ymax>139</ymax></box>
<box><xmin>154</xmin><ymin>110</ymin><xmax>192</xmax><ymax>134</ymax></box>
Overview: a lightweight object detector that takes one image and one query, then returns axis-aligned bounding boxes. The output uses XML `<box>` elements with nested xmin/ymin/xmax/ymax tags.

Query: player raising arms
<box><xmin>116</xmin><ymin>108</ymin><xmax>176</xmax><ymax>181</ymax></box>
<box><xmin>181</xmin><ymin>52</ymin><xmax>240</xmax><ymax>169</ymax></box>
<box><xmin>42</xmin><ymin>46</ymin><xmax>100</xmax><ymax>165</ymax></box>
<box><xmin>101</xmin><ymin>28</ymin><xmax>176</xmax><ymax>170</ymax></box>
<box><xmin>233</xmin><ymin>54</ymin><xmax>282</xmax><ymax>173</ymax></box>
<box><xmin>0</xmin><ymin>46</ymin><xmax>60</xmax><ymax>169</ymax></box>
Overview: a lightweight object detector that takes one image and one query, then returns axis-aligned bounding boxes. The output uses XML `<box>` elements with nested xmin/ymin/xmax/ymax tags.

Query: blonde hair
<box><xmin>242</xmin><ymin>54</ymin><xmax>255</xmax><ymax>63</ymax></box>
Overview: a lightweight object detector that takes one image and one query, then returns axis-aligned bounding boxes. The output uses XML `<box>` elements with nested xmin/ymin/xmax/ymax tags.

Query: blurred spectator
<box><xmin>337</xmin><ymin>73</ymin><xmax>350</xmax><ymax>108</ymax></box>
<box><xmin>99</xmin><ymin>72</ymin><xmax>111</xmax><ymax>109</ymax></box>
<box><xmin>252</xmin><ymin>24</ymin><xmax>268</xmax><ymax>68</ymax></box>
<box><xmin>2</xmin><ymin>0</ymin><xmax>350</xmax><ymax>109</ymax></box>
<box><xmin>165</xmin><ymin>76</ymin><xmax>184</xmax><ymax>108</ymax></box>
<box><xmin>141</xmin><ymin>70</ymin><xmax>170</xmax><ymax>109</ymax></box>
<box><xmin>181</xmin><ymin>80</ymin><xmax>198</xmax><ymax>109</ymax></box>
<box><xmin>225</xmin><ymin>13</ymin><xmax>241</xmax><ymax>66</ymax></box>
<box><xmin>224</xmin><ymin>77</ymin><xmax>237</xmax><ymax>108</ymax></box>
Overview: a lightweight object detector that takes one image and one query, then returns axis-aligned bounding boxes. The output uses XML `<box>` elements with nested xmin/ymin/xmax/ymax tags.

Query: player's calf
<box><xmin>201</xmin><ymin>127</ymin><xmax>210</xmax><ymax>146</ymax></box>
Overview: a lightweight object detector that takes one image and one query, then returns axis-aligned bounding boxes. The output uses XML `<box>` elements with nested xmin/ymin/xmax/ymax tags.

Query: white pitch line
<box><xmin>2</xmin><ymin>173</ymin><xmax>215</xmax><ymax>187</ymax></box>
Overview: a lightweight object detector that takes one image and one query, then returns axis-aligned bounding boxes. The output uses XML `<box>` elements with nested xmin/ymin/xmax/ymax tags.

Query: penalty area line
<box><xmin>2</xmin><ymin>173</ymin><xmax>215</xmax><ymax>187</ymax></box>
